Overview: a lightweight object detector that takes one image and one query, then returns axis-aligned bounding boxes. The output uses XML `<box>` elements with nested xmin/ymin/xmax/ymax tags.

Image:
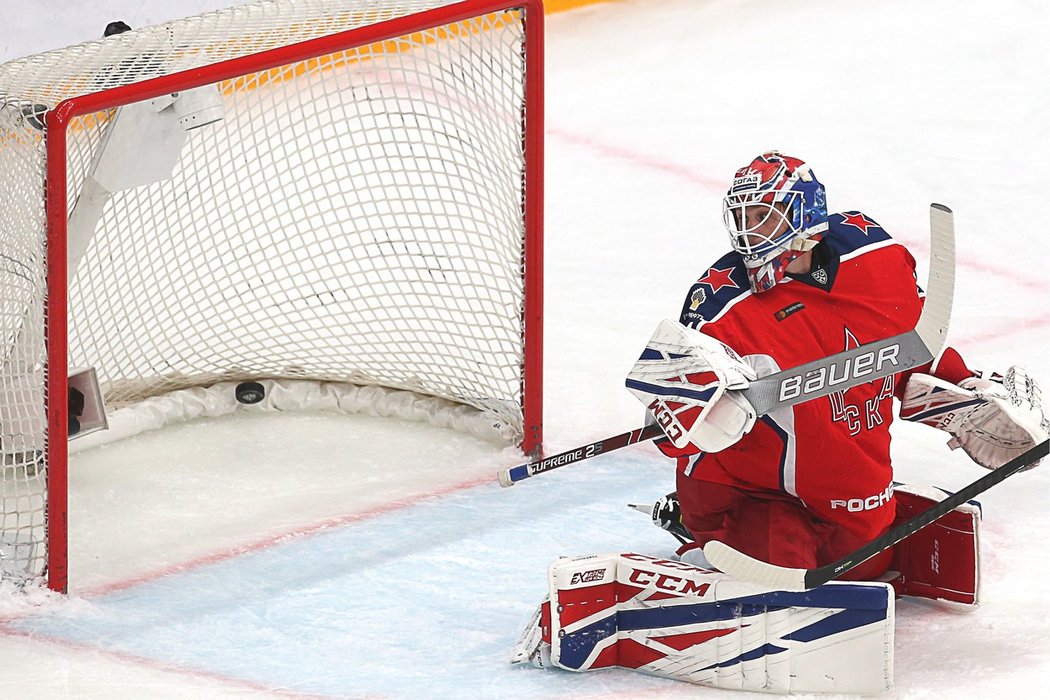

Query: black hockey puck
<box><xmin>235</xmin><ymin>381</ymin><xmax>265</xmax><ymax>405</ymax></box>
<box><xmin>104</xmin><ymin>21</ymin><xmax>132</xmax><ymax>37</ymax></box>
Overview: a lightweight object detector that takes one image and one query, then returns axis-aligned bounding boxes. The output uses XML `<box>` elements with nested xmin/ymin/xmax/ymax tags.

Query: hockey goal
<box><xmin>0</xmin><ymin>0</ymin><xmax>543</xmax><ymax>592</ymax></box>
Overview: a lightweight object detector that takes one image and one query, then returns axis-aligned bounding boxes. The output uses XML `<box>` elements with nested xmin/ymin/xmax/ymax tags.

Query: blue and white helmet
<box><xmin>722</xmin><ymin>151</ymin><xmax>828</xmax><ymax>293</ymax></box>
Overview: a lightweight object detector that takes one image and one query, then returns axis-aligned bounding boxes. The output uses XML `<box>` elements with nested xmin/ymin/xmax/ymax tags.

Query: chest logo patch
<box><xmin>775</xmin><ymin>301</ymin><xmax>805</xmax><ymax>321</ymax></box>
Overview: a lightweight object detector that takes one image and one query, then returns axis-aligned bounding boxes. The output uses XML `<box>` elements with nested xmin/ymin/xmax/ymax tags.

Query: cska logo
<box><xmin>828</xmin><ymin>328</ymin><xmax>897</xmax><ymax>434</ymax></box>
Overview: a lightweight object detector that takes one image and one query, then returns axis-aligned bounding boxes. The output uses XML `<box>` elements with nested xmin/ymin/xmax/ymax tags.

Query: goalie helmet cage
<box><xmin>0</xmin><ymin>0</ymin><xmax>543</xmax><ymax>593</ymax></box>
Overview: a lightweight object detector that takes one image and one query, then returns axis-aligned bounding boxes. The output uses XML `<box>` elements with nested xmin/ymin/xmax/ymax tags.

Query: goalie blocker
<box><xmin>512</xmin><ymin>553</ymin><xmax>895</xmax><ymax>695</ymax></box>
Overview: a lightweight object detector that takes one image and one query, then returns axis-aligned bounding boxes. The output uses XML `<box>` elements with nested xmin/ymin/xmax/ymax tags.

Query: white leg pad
<box><xmin>512</xmin><ymin>553</ymin><xmax>894</xmax><ymax>695</ymax></box>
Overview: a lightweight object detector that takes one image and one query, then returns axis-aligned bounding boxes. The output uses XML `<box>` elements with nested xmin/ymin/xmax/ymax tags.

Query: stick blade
<box><xmin>916</xmin><ymin>203</ymin><xmax>956</xmax><ymax>354</ymax></box>
<box><xmin>702</xmin><ymin>540</ymin><xmax>808</xmax><ymax>591</ymax></box>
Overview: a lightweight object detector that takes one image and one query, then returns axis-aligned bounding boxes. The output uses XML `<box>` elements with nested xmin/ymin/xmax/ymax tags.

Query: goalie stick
<box><xmin>497</xmin><ymin>204</ymin><xmax>956</xmax><ymax>487</ymax></box>
<box><xmin>497</xmin><ymin>424</ymin><xmax>664</xmax><ymax>487</ymax></box>
<box><xmin>742</xmin><ymin>202</ymin><xmax>955</xmax><ymax>415</ymax></box>
<box><xmin>703</xmin><ymin>439</ymin><xmax>1049</xmax><ymax>590</ymax></box>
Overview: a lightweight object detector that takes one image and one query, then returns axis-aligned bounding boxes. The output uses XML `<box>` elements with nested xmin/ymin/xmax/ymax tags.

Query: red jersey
<box><xmin>677</xmin><ymin>211</ymin><xmax>922</xmax><ymax>541</ymax></box>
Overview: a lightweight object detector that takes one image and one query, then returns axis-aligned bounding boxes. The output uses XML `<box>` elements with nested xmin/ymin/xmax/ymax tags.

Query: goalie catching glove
<box><xmin>901</xmin><ymin>365</ymin><xmax>1049</xmax><ymax>470</ymax></box>
<box><xmin>626</xmin><ymin>320</ymin><xmax>757</xmax><ymax>453</ymax></box>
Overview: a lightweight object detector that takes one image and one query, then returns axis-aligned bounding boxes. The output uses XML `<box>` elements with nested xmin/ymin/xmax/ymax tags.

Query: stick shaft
<box><xmin>499</xmin><ymin>204</ymin><xmax>956</xmax><ymax>487</ymax></box>
<box><xmin>498</xmin><ymin>424</ymin><xmax>663</xmax><ymax>487</ymax></box>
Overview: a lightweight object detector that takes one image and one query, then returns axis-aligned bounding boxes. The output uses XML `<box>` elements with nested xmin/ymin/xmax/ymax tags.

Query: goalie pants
<box><xmin>675</xmin><ymin>475</ymin><xmax>893</xmax><ymax>581</ymax></box>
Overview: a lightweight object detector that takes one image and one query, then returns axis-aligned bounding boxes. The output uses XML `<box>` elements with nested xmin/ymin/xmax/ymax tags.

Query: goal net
<box><xmin>0</xmin><ymin>0</ymin><xmax>543</xmax><ymax>591</ymax></box>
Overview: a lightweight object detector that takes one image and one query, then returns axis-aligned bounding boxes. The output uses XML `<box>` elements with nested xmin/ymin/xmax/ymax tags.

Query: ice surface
<box><xmin>2</xmin><ymin>0</ymin><xmax>1049</xmax><ymax>697</ymax></box>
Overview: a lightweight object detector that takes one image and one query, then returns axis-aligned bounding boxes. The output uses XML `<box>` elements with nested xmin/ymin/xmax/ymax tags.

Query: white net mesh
<box><xmin>0</xmin><ymin>0</ymin><xmax>536</xmax><ymax>585</ymax></box>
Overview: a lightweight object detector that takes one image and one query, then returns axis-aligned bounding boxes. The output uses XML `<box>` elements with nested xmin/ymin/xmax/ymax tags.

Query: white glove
<box><xmin>626</xmin><ymin>320</ymin><xmax>757</xmax><ymax>453</ymax></box>
<box><xmin>901</xmin><ymin>366</ymin><xmax>1049</xmax><ymax>470</ymax></box>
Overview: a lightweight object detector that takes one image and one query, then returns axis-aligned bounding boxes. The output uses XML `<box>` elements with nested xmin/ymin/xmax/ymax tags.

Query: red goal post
<box><xmin>0</xmin><ymin>0</ymin><xmax>543</xmax><ymax>592</ymax></box>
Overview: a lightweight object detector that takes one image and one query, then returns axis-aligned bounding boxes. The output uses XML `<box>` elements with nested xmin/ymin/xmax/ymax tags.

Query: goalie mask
<box><xmin>722</xmin><ymin>151</ymin><xmax>828</xmax><ymax>293</ymax></box>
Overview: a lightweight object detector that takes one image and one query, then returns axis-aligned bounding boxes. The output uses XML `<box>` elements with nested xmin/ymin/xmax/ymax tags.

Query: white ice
<box><xmin>2</xmin><ymin>0</ymin><xmax>1049</xmax><ymax>698</ymax></box>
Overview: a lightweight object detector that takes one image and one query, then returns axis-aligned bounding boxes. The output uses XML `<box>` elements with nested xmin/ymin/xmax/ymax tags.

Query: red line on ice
<box><xmin>546</xmin><ymin>127</ymin><xmax>1050</xmax><ymax>299</ymax></box>
<box><xmin>79</xmin><ymin>472</ymin><xmax>496</xmax><ymax>598</ymax></box>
